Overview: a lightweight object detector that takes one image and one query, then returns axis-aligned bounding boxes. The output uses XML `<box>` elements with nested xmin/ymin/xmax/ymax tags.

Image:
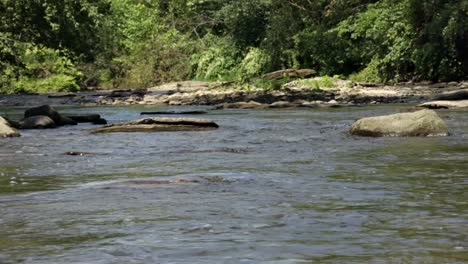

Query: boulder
<box><xmin>349</xmin><ymin>109</ymin><xmax>448</xmax><ymax>137</ymax></box>
<box><xmin>91</xmin><ymin>117</ymin><xmax>219</xmax><ymax>133</ymax></box>
<box><xmin>418</xmin><ymin>100</ymin><xmax>468</xmax><ymax>109</ymax></box>
<box><xmin>0</xmin><ymin>117</ymin><xmax>21</xmax><ymax>137</ymax></box>
<box><xmin>433</xmin><ymin>89</ymin><xmax>468</xmax><ymax>100</ymax></box>
<box><xmin>19</xmin><ymin>116</ymin><xmax>56</xmax><ymax>129</ymax></box>
<box><xmin>24</xmin><ymin>105</ymin><xmax>77</xmax><ymax>126</ymax></box>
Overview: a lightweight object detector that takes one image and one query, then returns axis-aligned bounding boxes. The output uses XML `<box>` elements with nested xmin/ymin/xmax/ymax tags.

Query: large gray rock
<box><xmin>0</xmin><ymin>117</ymin><xmax>21</xmax><ymax>137</ymax></box>
<box><xmin>25</xmin><ymin>105</ymin><xmax>77</xmax><ymax>126</ymax></box>
<box><xmin>91</xmin><ymin>117</ymin><xmax>219</xmax><ymax>133</ymax></box>
<box><xmin>19</xmin><ymin>116</ymin><xmax>56</xmax><ymax>129</ymax></box>
<box><xmin>418</xmin><ymin>100</ymin><xmax>468</xmax><ymax>109</ymax></box>
<box><xmin>349</xmin><ymin>109</ymin><xmax>448</xmax><ymax>137</ymax></box>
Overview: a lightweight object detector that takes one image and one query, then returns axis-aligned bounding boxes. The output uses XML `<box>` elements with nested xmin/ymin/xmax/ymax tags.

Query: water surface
<box><xmin>0</xmin><ymin>105</ymin><xmax>467</xmax><ymax>263</ymax></box>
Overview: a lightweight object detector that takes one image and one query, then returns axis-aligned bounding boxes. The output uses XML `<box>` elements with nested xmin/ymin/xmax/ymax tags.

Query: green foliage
<box><xmin>216</xmin><ymin>0</ymin><xmax>270</xmax><ymax>48</ymax></box>
<box><xmin>0</xmin><ymin>45</ymin><xmax>81</xmax><ymax>93</ymax></box>
<box><xmin>122</xmin><ymin>30</ymin><xmax>197</xmax><ymax>88</ymax></box>
<box><xmin>235</xmin><ymin>48</ymin><xmax>271</xmax><ymax>82</ymax></box>
<box><xmin>408</xmin><ymin>0</ymin><xmax>468</xmax><ymax>81</ymax></box>
<box><xmin>192</xmin><ymin>36</ymin><xmax>240</xmax><ymax>81</ymax></box>
<box><xmin>348</xmin><ymin>58</ymin><xmax>383</xmax><ymax>83</ymax></box>
<box><xmin>0</xmin><ymin>0</ymin><xmax>107</xmax><ymax>60</ymax></box>
<box><xmin>294</xmin><ymin>28</ymin><xmax>356</xmax><ymax>76</ymax></box>
<box><xmin>0</xmin><ymin>0</ymin><xmax>105</xmax><ymax>93</ymax></box>
<box><xmin>254</xmin><ymin>77</ymin><xmax>290</xmax><ymax>91</ymax></box>
<box><xmin>1</xmin><ymin>0</ymin><xmax>467</xmax><ymax>94</ymax></box>
<box><xmin>298</xmin><ymin>76</ymin><xmax>337</xmax><ymax>90</ymax></box>
<box><xmin>93</xmin><ymin>0</ymin><xmax>199</xmax><ymax>88</ymax></box>
<box><xmin>193</xmin><ymin>42</ymin><xmax>271</xmax><ymax>82</ymax></box>
<box><xmin>333</xmin><ymin>0</ymin><xmax>415</xmax><ymax>82</ymax></box>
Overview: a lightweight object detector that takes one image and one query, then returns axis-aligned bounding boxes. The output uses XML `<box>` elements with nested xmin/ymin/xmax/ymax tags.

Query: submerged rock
<box><xmin>0</xmin><ymin>117</ymin><xmax>21</xmax><ymax>137</ymax></box>
<box><xmin>19</xmin><ymin>116</ymin><xmax>56</xmax><ymax>129</ymax></box>
<box><xmin>349</xmin><ymin>109</ymin><xmax>448</xmax><ymax>137</ymax></box>
<box><xmin>91</xmin><ymin>117</ymin><xmax>219</xmax><ymax>133</ymax></box>
<box><xmin>418</xmin><ymin>100</ymin><xmax>468</xmax><ymax>109</ymax></box>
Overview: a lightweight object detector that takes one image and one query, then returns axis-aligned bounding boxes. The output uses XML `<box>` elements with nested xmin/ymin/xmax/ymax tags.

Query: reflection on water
<box><xmin>0</xmin><ymin>105</ymin><xmax>467</xmax><ymax>263</ymax></box>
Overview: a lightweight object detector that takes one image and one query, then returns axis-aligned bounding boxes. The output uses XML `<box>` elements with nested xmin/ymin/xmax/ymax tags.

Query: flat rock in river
<box><xmin>91</xmin><ymin>117</ymin><xmax>219</xmax><ymax>133</ymax></box>
<box><xmin>418</xmin><ymin>100</ymin><xmax>468</xmax><ymax>109</ymax></box>
<box><xmin>0</xmin><ymin>117</ymin><xmax>21</xmax><ymax>137</ymax></box>
<box><xmin>349</xmin><ymin>109</ymin><xmax>448</xmax><ymax>137</ymax></box>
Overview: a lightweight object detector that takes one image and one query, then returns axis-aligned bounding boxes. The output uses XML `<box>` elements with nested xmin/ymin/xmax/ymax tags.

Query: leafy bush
<box><xmin>235</xmin><ymin>47</ymin><xmax>271</xmax><ymax>82</ymax></box>
<box><xmin>119</xmin><ymin>30</ymin><xmax>197</xmax><ymax>88</ymax></box>
<box><xmin>298</xmin><ymin>76</ymin><xmax>337</xmax><ymax>90</ymax></box>
<box><xmin>1</xmin><ymin>45</ymin><xmax>81</xmax><ymax>93</ymax></box>
<box><xmin>2</xmin><ymin>0</ymin><xmax>466</xmax><ymax>92</ymax></box>
<box><xmin>294</xmin><ymin>29</ymin><xmax>357</xmax><ymax>76</ymax></box>
<box><xmin>191</xmin><ymin>36</ymin><xmax>240</xmax><ymax>81</ymax></box>
<box><xmin>254</xmin><ymin>77</ymin><xmax>289</xmax><ymax>91</ymax></box>
<box><xmin>333</xmin><ymin>0</ymin><xmax>414</xmax><ymax>82</ymax></box>
<box><xmin>408</xmin><ymin>0</ymin><xmax>468</xmax><ymax>81</ymax></box>
<box><xmin>348</xmin><ymin>58</ymin><xmax>383</xmax><ymax>83</ymax></box>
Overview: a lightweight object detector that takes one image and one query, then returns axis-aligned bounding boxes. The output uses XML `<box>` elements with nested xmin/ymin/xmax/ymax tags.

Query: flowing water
<box><xmin>0</xmin><ymin>105</ymin><xmax>467</xmax><ymax>263</ymax></box>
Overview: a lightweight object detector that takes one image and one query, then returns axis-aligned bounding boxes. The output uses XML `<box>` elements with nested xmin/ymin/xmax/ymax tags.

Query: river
<box><xmin>0</xmin><ymin>105</ymin><xmax>467</xmax><ymax>263</ymax></box>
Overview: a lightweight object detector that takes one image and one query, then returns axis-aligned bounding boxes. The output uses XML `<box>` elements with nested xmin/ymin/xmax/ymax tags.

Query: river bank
<box><xmin>1</xmin><ymin>79</ymin><xmax>467</xmax><ymax>108</ymax></box>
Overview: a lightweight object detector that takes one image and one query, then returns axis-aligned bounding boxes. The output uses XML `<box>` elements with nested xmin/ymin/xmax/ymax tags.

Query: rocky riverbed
<box><xmin>1</xmin><ymin>79</ymin><xmax>467</xmax><ymax>108</ymax></box>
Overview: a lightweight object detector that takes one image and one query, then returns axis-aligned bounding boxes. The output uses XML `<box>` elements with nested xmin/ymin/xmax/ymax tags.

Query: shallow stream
<box><xmin>0</xmin><ymin>105</ymin><xmax>467</xmax><ymax>263</ymax></box>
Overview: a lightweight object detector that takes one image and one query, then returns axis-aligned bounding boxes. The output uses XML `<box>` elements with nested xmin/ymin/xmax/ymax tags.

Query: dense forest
<box><xmin>0</xmin><ymin>0</ymin><xmax>467</xmax><ymax>93</ymax></box>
